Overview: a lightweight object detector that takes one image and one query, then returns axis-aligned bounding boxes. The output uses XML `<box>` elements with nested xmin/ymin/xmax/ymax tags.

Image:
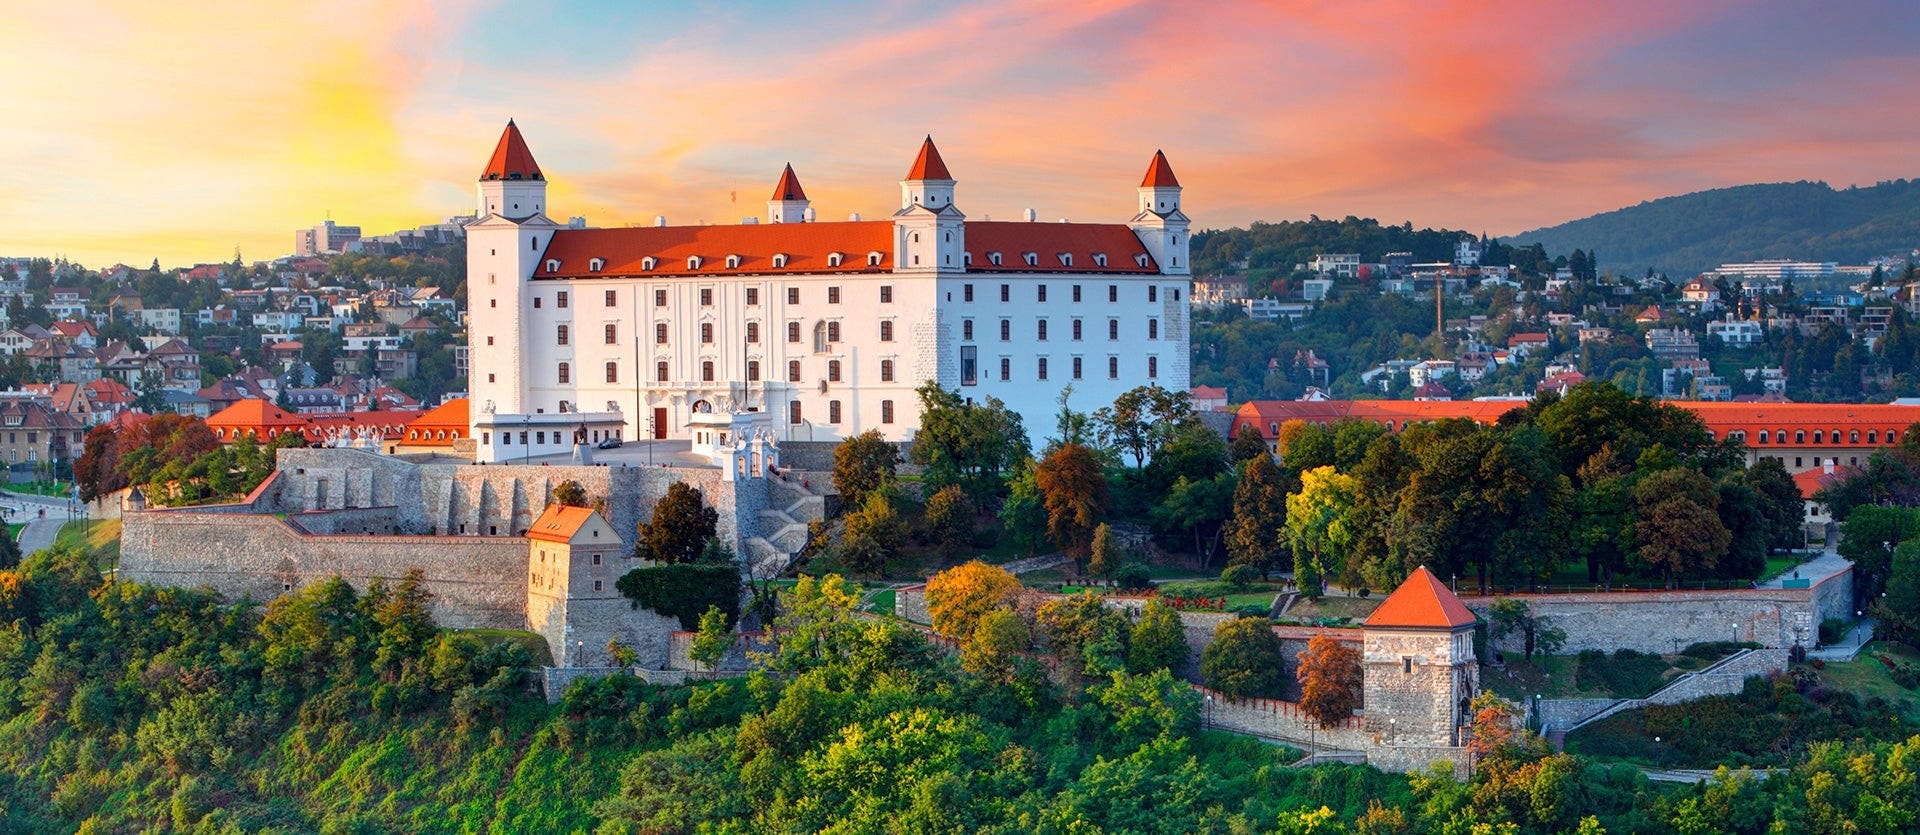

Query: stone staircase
<box><xmin>1562</xmin><ymin>648</ymin><xmax>1780</xmax><ymax>734</ymax></box>
<box><xmin>743</xmin><ymin>476</ymin><xmax>827</xmax><ymax>578</ymax></box>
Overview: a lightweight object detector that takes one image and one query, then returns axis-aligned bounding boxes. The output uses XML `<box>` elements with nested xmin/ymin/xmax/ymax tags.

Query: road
<box><xmin>1</xmin><ymin>489</ymin><xmax>91</xmax><ymax>556</ymax></box>
<box><xmin>17</xmin><ymin>517</ymin><xmax>64</xmax><ymax>554</ymax></box>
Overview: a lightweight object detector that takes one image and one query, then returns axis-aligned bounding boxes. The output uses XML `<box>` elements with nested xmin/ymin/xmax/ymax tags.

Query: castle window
<box><xmin>1037</xmin><ymin>357</ymin><xmax>1048</xmax><ymax>380</ymax></box>
<box><xmin>1037</xmin><ymin>284</ymin><xmax>1048</xmax><ymax>302</ymax></box>
<box><xmin>789</xmin><ymin>400</ymin><xmax>802</xmax><ymax>424</ymax></box>
<box><xmin>557</xmin><ymin>362</ymin><xmax>570</xmax><ymax>383</ymax></box>
<box><xmin>656</xmin><ymin>361</ymin><xmax>669</xmax><ymax>381</ymax></box>
<box><xmin>1072</xmin><ymin>284</ymin><xmax>1082</xmax><ymax>302</ymax></box>
<box><xmin>867</xmin><ymin>251</ymin><xmax>883</xmax><ymax>267</ymax></box>
<box><xmin>828</xmin><ymin>360</ymin><xmax>842</xmax><ymax>382</ymax></box>
<box><xmin>1072</xmin><ymin>319</ymin><xmax>1083</xmax><ymax>340</ymax></box>
<box><xmin>700</xmin><ymin>289</ymin><xmax>713</xmax><ymax>306</ymax></box>
<box><xmin>605</xmin><ymin>324</ymin><xmax>617</xmax><ymax>344</ymax></box>
<box><xmin>747</xmin><ymin>321</ymin><xmax>760</xmax><ymax>343</ymax></box>
<box><xmin>788</xmin><ymin>321</ymin><xmax>801</xmax><ymax>342</ymax></box>
<box><xmin>656</xmin><ymin>323</ymin><xmax>668</xmax><ymax>344</ymax></box>
<box><xmin>1023</xmin><ymin>252</ymin><xmax>1039</xmax><ymax>267</ymax></box>
<box><xmin>772</xmin><ymin>253</ymin><xmax>789</xmax><ymax>268</ymax></box>
<box><xmin>1093</xmin><ymin>253</ymin><xmax>1108</xmax><ymax>267</ymax></box>
<box><xmin>1072</xmin><ymin>357</ymin><xmax>1083</xmax><ymax>380</ymax></box>
<box><xmin>880</xmin><ymin>320</ymin><xmax>894</xmax><ymax>342</ymax></box>
<box><xmin>881</xmin><ymin>399</ymin><xmax>894</xmax><ymax>424</ymax></box>
<box><xmin>688</xmin><ymin>256</ymin><xmax>703</xmax><ymax>270</ymax></box>
<box><xmin>828</xmin><ymin>287</ymin><xmax>841</xmax><ymax>304</ymax></box>
<box><xmin>828</xmin><ymin>321</ymin><xmax>841</xmax><ymax>342</ymax></box>
<box><xmin>1037</xmin><ymin>320</ymin><xmax>1048</xmax><ymax>341</ymax></box>
<box><xmin>642</xmin><ymin>257</ymin><xmax>657</xmax><ymax>271</ymax></box>
<box><xmin>654</xmin><ymin>289</ymin><xmax>667</xmax><ymax>306</ymax></box>
<box><xmin>702</xmin><ymin>361</ymin><xmax>714</xmax><ymax>382</ymax></box>
<box><xmin>1059</xmin><ymin>253</ymin><xmax>1073</xmax><ymax>267</ymax></box>
<box><xmin>546</xmin><ymin>259</ymin><xmax>560</xmax><ymax>272</ymax></box>
<box><xmin>533</xmin><ymin>297</ymin><xmax>542</xmax><ymax>309</ymax></box>
<box><xmin>1851</xmin><ymin>430</ymin><xmax>1861</xmax><ymax>443</ymax></box>
<box><xmin>880</xmin><ymin>285</ymin><xmax>893</xmax><ymax>303</ymax></box>
<box><xmin>880</xmin><ymin>359</ymin><xmax>894</xmax><ymax>382</ymax></box>
<box><xmin>1135</xmin><ymin>254</ymin><xmax>1150</xmax><ymax>267</ymax></box>
<box><xmin>558</xmin><ymin>401</ymin><xmax>570</xmax><ymax>413</ymax></box>
<box><xmin>592</xmin><ymin>554</ymin><xmax>601</xmax><ymax>566</ymax></box>
<box><xmin>964</xmin><ymin>284</ymin><xmax>974</xmax><ymax>302</ymax></box>
<box><xmin>1813</xmin><ymin>430</ymin><xmax>1823</xmax><ymax>443</ymax></box>
<box><xmin>725</xmin><ymin>254</ymin><xmax>741</xmax><ymax>269</ymax></box>
<box><xmin>588</xmin><ymin>258</ymin><xmax>604</xmax><ymax>272</ymax></box>
<box><xmin>964</xmin><ymin>252</ymin><xmax>973</xmax><ymax>266</ymax></box>
<box><xmin>1000</xmin><ymin>319</ymin><xmax>1011</xmax><ymax>341</ymax></box>
<box><xmin>605</xmin><ymin>362</ymin><xmax>618</xmax><ymax>383</ymax></box>
<box><xmin>594</xmin><ymin>580</ymin><xmax>603</xmax><ymax>592</ymax></box>
<box><xmin>788</xmin><ymin>287</ymin><xmax>800</xmax><ymax>304</ymax></box>
<box><xmin>605</xmin><ymin>290</ymin><xmax>617</xmax><ymax>306</ymax></box>
<box><xmin>1149</xmin><ymin>319</ymin><xmax>1159</xmax><ymax>339</ymax></box>
<box><xmin>747</xmin><ymin>360</ymin><xmax>760</xmax><ymax>381</ymax></box>
<box><xmin>556</xmin><ymin>324</ymin><xmax>569</xmax><ymax>345</ymax></box>
<box><xmin>963</xmin><ymin>319</ymin><xmax>974</xmax><ymax>341</ymax></box>
<box><xmin>1109</xmin><ymin>319</ymin><xmax>1119</xmax><ymax>340</ymax></box>
<box><xmin>1869</xmin><ymin>430</ymin><xmax>1879</xmax><ymax>443</ymax></box>
<box><xmin>1000</xmin><ymin>357</ymin><xmax>1011</xmax><ymax>381</ymax></box>
<box><xmin>1148</xmin><ymin>356</ymin><xmax>1158</xmax><ymax>378</ymax></box>
<box><xmin>827</xmin><ymin>252</ymin><xmax>844</xmax><ymax>268</ymax></box>
<box><xmin>1149</xmin><ymin>286</ymin><xmax>1159</xmax><ymax>302</ymax></box>
<box><xmin>701</xmin><ymin>323</ymin><xmax>713</xmax><ymax>344</ymax></box>
<box><xmin>1109</xmin><ymin>356</ymin><xmax>1118</xmax><ymax>379</ymax></box>
<box><xmin>829</xmin><ymin>400</ymin><xmax>842</xmax><ymax>424</ymax></box>
<box><xmin>1404</xmin><ymin>657</ymin><xmax>1413</xmax><ymax>674</ymax></box>
<box><xmin>1797</xmin><ymin>430</ymin><xmax>1806</xmax><ymax>443</ymax></box>
<box><xmin>788</xmin><ymin>360</ymin><xmax>801</xmax><ymax>382</ymax></box>
<box><xmin>988</xmin><ymin>252</ymin><xmax>1003</xmax><ymax>266</ymax></box>
<box><xmin>746</xmin><ymin>288</ymin><xmax>759</xmax><ymax>305</ymax></box>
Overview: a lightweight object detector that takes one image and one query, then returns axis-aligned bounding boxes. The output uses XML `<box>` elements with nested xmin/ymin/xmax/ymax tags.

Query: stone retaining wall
<box><xmin>1534</xmin><ymin>698</ymin><xmax>1618</xmax><ymax>732</ymax></box>
<box><xmin>121</xmin><ymin>509</ymin><xmax>528</xmax><ymax>630</ymax></box>
<box><xmin>1464</xmin><ymin>567</ymin><xmax>1852</xmax><ymax>654</ymax></box>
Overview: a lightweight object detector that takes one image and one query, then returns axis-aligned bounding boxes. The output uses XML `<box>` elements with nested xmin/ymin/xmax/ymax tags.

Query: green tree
<box><xmin>550</xmin><ymin>479</ymin><xmax>588</xmax><ymax>508</ymax></box>
<box><xmin>1036</xmin><ymin>592</ymin><xmax>1131</xmax><ymax>677</ymax></box>
<box><xmin>961</xmin><ymin>608</ymin><xmax>1030</xmax><ymax>683</ymax></box>
<box><xmin>831</xmin><ymin>430</ymin><xmax>896</xmax><ymax>510</ymax></box>
<box><xmin>1837</xmin><ymin>505</ymin><xmax>1919</xmax><ymax>600</ymax></box>
<box><xmin>1035</xmin><ymin>442</ymin><xmax>1108</xmax><ymax>563</ymax></box>
<box><xmin>604</xmin><ymin>639</ymin><xmax>639</xmax><ymax>668</ymax></box>
<box><xmin>689</xmin><ymin>604</ymin><xmax>734</xmax><ymax>671</ymax></box>
<box><xmin>840</xmin><ymin>489</ymin><xmax>907</xmax><ymax>575</ymax></box>
<box><xmin>1126</xmin><ymin>600</ymin><xmax>1189</xmax><ymax>675</ymax></box>
<box><xmin>615</xmin><ymin>563</ymin><xmax>741</xmax><ymax>630</ymax></box>
<box><xmin>1200</xmin><ymin>616</ymin><xmax>1287</xmax><ymax>699</ymax></box>
<box><xmin>1150</xmin><ymin>471</ymin><xmax>1236</xmax><ymax>564</ymax></box>
<box><xmin>1285</xmin><ymin>465</ymin><xmax>1360</xmax><ymax>593</ymax></box>
<box><xmin>1230</xmin><ymin>423</ymin><xmax>1271</xmax><ymax>464</ymax></box>
<box><xmin>1486</xmin><ymin>598</ymin><xmax>1565</xmax><ymax>660</ymax></box>
<box><xmin>922</xmin><ymin>484</ymin><xmax>976</xmax><ymax>557</ymax></box>
<box><xmin>908</xmin><ymin>382</ymin><xmax>1029</xmax><ymax>502</ymax></box>
<box><xmin>1634</xmin><ymin>468</ymin><xmax>1731</xmax><ymax>587</ymax></box>
<box><xmin>1296</xmin><ymin>634</ymin><xmax>1362</xmax><ymax>728</ymax></box>
<box><xmin>1744</xmin><ymin>457</ymin><xmax>1805</xmax><ymax>552</ymax></box>
<box><xmin>1095</xmin><ymin>385</ymin><xmax>1193</xmax><ymax>468</ymax></box>
<box><xmin>636</xmin><ymin>482</ymin><xmax>719</xmax><ymax>564</ymax></box>
<box><xmin>1225</xmin><ymin>454</ymin><xmax>1291</xmax><ymax>577</ymax></box>
<box><xmin>998</xmin><ymin>459</ymin><xmax>1048</xmax><ymax>558</ymax></box>
<box><xmin>1086</xmin><ymin>523</ymin><xmax>1119</xmax><ymax>586</ymax></box>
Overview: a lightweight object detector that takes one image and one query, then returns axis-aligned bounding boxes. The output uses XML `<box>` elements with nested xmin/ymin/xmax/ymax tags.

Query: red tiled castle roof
<box><xmin>906</xmin><ymin>135</ymin><xmax>952</xmax><ymax>180</ymax></box>
<box><xmin>771</xmin><ymin>164</ymin><xmax>807</xmax><ymax>201</ymax></box>
<box><xmin>1141</xmin><ymin>150</ymin><xmax>1180</xmax><ymax>187</ymax></box>
<box><xmin>481</xmin><ymin>120</ymin><xmax>543</xmax><ymax>182</ymax></box>
<box><xmin>1366</xmin><ymin>566</ymin><xmax>1477</xmax><ymax>629</ymax></box>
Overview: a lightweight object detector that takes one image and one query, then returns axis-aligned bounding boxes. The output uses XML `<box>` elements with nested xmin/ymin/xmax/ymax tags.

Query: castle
<box><xmin>464</xmin><ymin>121</ymin><xmax>1194</xmax><ymax>462</ymax></box>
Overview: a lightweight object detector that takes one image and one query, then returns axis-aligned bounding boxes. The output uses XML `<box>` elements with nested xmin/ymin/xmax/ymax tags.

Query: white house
<box><xmin>464</xmin><ymin>122</ymin><xmax>1191</xmax><ymax>462</ymax></box>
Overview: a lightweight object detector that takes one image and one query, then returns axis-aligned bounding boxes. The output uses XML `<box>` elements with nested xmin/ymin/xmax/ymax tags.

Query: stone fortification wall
<box><xmin>1465</xmin><ymin>567</ymin><xmax>1853</xmax><ymax>654</ymax></box>
<box><xmin>1641</xmin><ymin>648</ymin><xmax>1786</xmax><ymax>706</ymax></box>
<box><xmin>1197</xmin><ymin>685</ymin><xmax>1371</xmax><ymax>750</ymax></box>
<box><xmin>898</xmin><ymin>585</ymin><xmax>930</xmax><ymax>625</ymax></box>
<box><xmin>287</xmin><ymin>506</ymin><xmax>400</xmax><ymax>535</ymax></box>
<box><xmin>1534</xmin><ymin>698</ymin><xmax>1618</xmax><ymax>732</ymax></box>
<box><xmin>121</xmin><ymin>509</ymin><xmax>527</xmax><ymax>630</ymax></box>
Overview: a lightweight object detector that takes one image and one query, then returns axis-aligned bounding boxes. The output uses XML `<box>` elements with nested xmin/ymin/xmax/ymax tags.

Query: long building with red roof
<box><xmin>1231</xmin><ymin>398</ymin><xmax>1920</xmax><ymax>475</ymax></box>
<box><xmin>465</xmin><ymin>123</ymin><xmax>1192</xmax><ymax>462</ymax></box>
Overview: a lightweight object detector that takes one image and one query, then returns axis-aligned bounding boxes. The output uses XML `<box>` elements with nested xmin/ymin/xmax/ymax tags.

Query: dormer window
<box><xmin>641</xmin><ymin>256</ymin><xmax>657</xmax><ymax>271</ymax></box>
<box><xmin>687</xmin><ymin>256</ymin><xmax>703</xmax><ymax>270</ymax></box>
<box><xmin>588</xmin><ymin>258</ymin><xmax>605</xmax><ymax>272</ymax></box>
<box><xmin>867</xmin><ymin>251</ymin><xmax>883</xmax><ymax>267</ymax></box>
<box><xmin>827</xmin><ymin>252</ymin><xmax>844</xmax><ymax>268</ymax></box>
<box><xmin>1023</xmin><ymin>252</ymin><xmax>1039</xmax><ymax>267</ymax></box>
<box><xmin>1134</xmin><ymin>253</ymin><xmax>1150</xmax><ymax>267</ymax></box>
<box><xmin>963</xmin><ymin>252</ymin><xmax>973</xmax><ymax>266</ymax></box>
<box><xmin>772</xmin><ymin>253</ymin><xmax>789</xmax><ymax>268</ymax></box>
<box><xmin>545</xmin><ymin>259</ymin><xmax>561</xmax><ymax>273</ymax></box>
<box><xmin>1093</xmin><ymin>253</ymin><xmax>1108</xmax><ymax>267</ymax></box>
<box><xmin>725</xmin><ymin>254</ymin><xmax>742</xmax><ymax>269</ymax></box>
<box><xmin>988</xmin><ymin>252</ymin><xmax>1003</xmax><ymax>267</ymax></box>
<box><xmin>1058</xmin><ymin>253</ymin><xmax>1073</xmax><ymax>267</ymax></box>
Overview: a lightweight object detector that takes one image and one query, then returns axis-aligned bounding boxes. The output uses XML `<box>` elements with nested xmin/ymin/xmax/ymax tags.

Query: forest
<box><xmin>0</xmin><ymin>542</ymin><xmax>1913</xmax><ymax>833</ymax></box>
<box><xmin>1513</xmin><ymin>179</ymin><xmax>1920</xmax><ymax>277</ymax></box>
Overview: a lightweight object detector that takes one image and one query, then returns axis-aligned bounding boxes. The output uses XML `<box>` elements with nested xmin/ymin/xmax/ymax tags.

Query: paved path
<box><xmin>1809</xmin><ymin>619</ymin><xmax>1876</xmax><ymax>662</ymax></box>
<box><xmin>1640</xmin><ymin>767</ymin><xmax>1786</xmax><ymax>784</ymax></box>
<box><xmin>1756</xmin><ymin>549</ymin><xmax>1849</xmax><ymax>589</ymax></box>
<box><xmin>17</xmin><ymin>518</ymin><xmax>65</xmax><ymax>554</ymax></box>
<box><xmin>999</xmin><ymin>554</ymin><xmax>1072</xmax><ymax>575</ymax></box>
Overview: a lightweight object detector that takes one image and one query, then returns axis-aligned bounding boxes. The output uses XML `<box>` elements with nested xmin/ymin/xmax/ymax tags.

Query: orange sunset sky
<box><xmin>5</xmin><ymin>1</ymin><xmax>1919</xmax><ymax>268</ymax></box>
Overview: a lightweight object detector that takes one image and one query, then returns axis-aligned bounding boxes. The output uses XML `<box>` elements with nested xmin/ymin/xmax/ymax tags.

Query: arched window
<box><xmin>1797</xmin><ymin>430</ymin><xmax>1806</xmax><ymax>443</ymax></box>
<box><xmin>1757</xmin><ymin>430</ymin><xmax>1768</xmax><ymax>444</ymax></box>
<box><xmin>1023</xmin><ymin>252</ymin><xmax>1039</xmax><ymax>267</ymax></box>
<box><xmin>880</xmin><ymin>359</ymin><xmax>894</xmax><ymax>382</ymax></box>
<box><xmin>867</xmin><ymin>251</ymin><xmax>883</xmax><ymax>267</ymax></box>
<box><xmin>813</xmin><ymin>321</ymin><xmax>828</xmax><ymax>352</ymax></box>
<box><xmin>988</xmin><ymin>251</ymin><xmax>1003</xmax><ymax>266</ymax></box>
<box><xmin>687</xmin><ymin>256</ymin><xmax>703</xmax><ymax>270</ymax></box>
<box><xmin>1058</xmin><ymin>253</ymin><xmax>1073</xmax><ymax>267</ymax></box>
<box><xmin>827</xmin><ymin>252</ymin><xmax>844</xmax><ymax>268</ymax></box>
<box><xmin>725</xmin><ymin>254</ymin><xmax>742</xmax><ymax>269</ymax></box>
<box><xmin>1813</xmin><ymin>430</ymin><xmax>1823</xmax><ymax>443</ymax></box>
<box><xmin>605</xmin><ymin>362</ymin><xmax>618</xmax><ymax>383</ymax></box>
<box><xmin>1869</xmin><ymin>430</ymin><xmax>1878</xmax><ymax>443</ymax></box>
<box><xmin>788</xmin><ymin>360</ymin><xmax>801</xmax><ymax>382</ymax></box>
<box><xmin>641</xmin><ymin>256</ymin><xmax>657</xmax><ymax>271</ymax></box>
<box><xmin>545</xmin><ymin>259</ymin><xmax>560</xmax><ymax>272</ymax></box>
<box><xmin>588</xmin><ymin>258</ymin><xmax>604</xmax><ymax>272</ymax></box>
<box><xmin>772</xmin><ymin>253</ymin><xmax>788</xmax><ymax>268</ymax></box>
<box><xmin>1851</xmin><ymin>430</ymin><xmax>1861</xmax><ymax>443</ymax></box>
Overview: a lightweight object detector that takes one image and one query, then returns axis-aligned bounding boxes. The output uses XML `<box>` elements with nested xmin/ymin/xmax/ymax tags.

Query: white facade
<box><xmin>464</xmin><ymin>126</ymin><xmax>1191</xmax><ymax>462</ymax></box>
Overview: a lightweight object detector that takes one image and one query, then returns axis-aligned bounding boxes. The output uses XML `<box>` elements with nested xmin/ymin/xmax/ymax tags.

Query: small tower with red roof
<box><xmin>1361</xmin><ymin>566</ymin><xmax>1480</xmax><ymax>746</ymax></box>
<box><xmin>476</xmin><ymin>119</ymin><xmax>548</xmax><ymax>221</ymax></box>
<box><xmin>1129</xmin><ymin>150</ymin><xmax>1190</xmax><ymax>276</ymax></box>
<box><xmin>767</xmin><ymin>164</ymin><xmax>811</xmax><ymax>224</ymax></box>
<box><xmin>467</xmin><ymin>120</ymin><xmax>561</xmax><ymax>431</ymax></box>
<box><xmin>894</xmin><ymin>136</ymin><xmax>965</xmax><ymax>273</ymax></box>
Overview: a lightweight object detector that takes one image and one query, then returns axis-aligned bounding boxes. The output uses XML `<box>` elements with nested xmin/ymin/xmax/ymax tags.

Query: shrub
<box><xmin>1220</xmin><ymin>564</ymin><xmax>1260</xmax><ymax>590</ymax></box>
<box><xmin>1681</xmin><ymin>640</ymin><xmax>1762</xmax><ymax>659</ymax></box>
<box><xmin>1818</xmin><ymin>618</ymin><xmax>1848</xmax><ymax>645</ymax></box>
<box><xmin>1200</xmin><ymin>616</ymin><xmax>1287</xmax><ymax>699</ymax></box>
<box><xmin>1112</xmin><ymin>563</ymin><xmax>1154</xmax><ymax>592</ymax></box>
<box><xmin>615</xmin><ymin>563</ymin><xmax>741</xmax><ymax>630</ymax></box>
<box><xmin>924</xmin><ymin>560</ymin><xmax>1021</xmax><ymax>640</ymax></box>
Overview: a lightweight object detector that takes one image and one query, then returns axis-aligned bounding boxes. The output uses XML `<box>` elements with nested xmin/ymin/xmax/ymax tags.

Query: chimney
<box><xmin>742</xmin><ymin>217</ymin><xmax>759</xmax><ymax>225</ymax></box>
<box><xmin>802</xmin><ymin>207</ymin><xmax>816</xmax><ymax>222</ymax></box>
<box><xmin>653</xmin><ymin>215</ymin><xmax>667</xmax><ymax>227</ymax></box>
<box><xmin>849</xmin><ymin>212</ymin><xmax>862</xmax><ymax>221</ymax></box>
<box><xmin>1824</xmin><ymin>458</ymin><xmax>1835</xmax><ymax>474</ymax></box>
<box><xmin>1023</xmin><ymin>208</ymin><xmax>1037</xmax><ymax>222</ymax></box>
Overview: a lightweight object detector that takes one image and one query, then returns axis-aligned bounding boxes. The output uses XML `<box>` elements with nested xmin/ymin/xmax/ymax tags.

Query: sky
<box><xmin>5</xmin><ymin>0</ymin><xmax>1920</xmax><ymax>268</ymax></box>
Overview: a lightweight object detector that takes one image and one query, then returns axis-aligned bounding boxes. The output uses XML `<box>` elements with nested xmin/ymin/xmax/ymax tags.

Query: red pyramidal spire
<box><xmin>905</xmin><ymin>135</ymin><xmax>952</xmax><ymax>180</ymax></box>
<box><xmin>1364</xmin><ymin>566</ymin><xmax>1477</xmax><ymax>629</ymax></box>
<box><xmin>770</xmin><ymin>163</ymin><xmax>807</xmax><ymax>201</ymax></box>
<box><xmin>480</xmin><ymin>119</ymin><xmax>543</xmax><ymax>181</ymax></box>
<box><xmin>1140</xmin><ymin>149</ymin><xmax>1179</xmax><ymax>188</ymax></box>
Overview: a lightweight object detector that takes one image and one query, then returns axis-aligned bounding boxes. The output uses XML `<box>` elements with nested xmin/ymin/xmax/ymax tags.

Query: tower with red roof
<box><xmin>767</xmin><ymin>164</ymin><xmax>811</xmax><ymax>224</ymax></box>
<box><xmin>1130</xmin><ymin>150</ymin><xmax>1190</xmax><ymax>277</ymax></box>
<box><xmin>894</xmin><ymin>136</ymin><xmax>965</xmax><ymax>274</ymax></box>
<box><xmin>468</xmin><ymin>121</ymin><xmax>563</xmax><ymax>441</ymax></box>
<box><xmin>1362</xmin><ymin>566</ymin><xmax>1480</xmax><ymax>747</ymax></box>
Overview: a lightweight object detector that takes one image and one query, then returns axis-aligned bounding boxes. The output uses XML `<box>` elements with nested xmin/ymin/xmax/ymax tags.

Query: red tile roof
<box><xmin>1141</xmin><ymin>150</ymin><xmax>1180</xmax><ymax>188</ymax></box>
<box><xmin>1794</xmin><ymin>464</ymin><xmax>1856</xmax><ymax>500</ymax></box>
<box><xmin>1191</xmin><ymin>385</ymin><xmax>1228</xmax><ymax>400</ymax></box>
<box><xmin>770</xmin><ymin>164</ymin><xmax>807</xmax><ymax>201</ymax></box>
<box><xmin>528</xmin><ymin>505</ymin><xmax>602</xmax><ymax>543</ymax></box>
<box><xmin>207</xmin><ymin>399</ymin><xmax>309</xmax><ymax>432</ymax></box>
<box><xmin>1365</xmin><ymin>566</ymin><xmax>1477</xmax><ymax>629</ymax></box>
<box><xmin>403</xmin><ymin>398</ymin><xmax>468</xmax><ymax>446</ymax></box>
<box><xmin>538</xmin><ymin>219</ymin><xmax>1158</xmax><ymax>279</ymax></box>
<box><xmin>906</xmin><ymin>136</ymin><xmax>952</xmax><ymax>180</ymax></box>
<box><xmin>480</xmin><ymin>120</ymin><xmax>543</xmax><ymax>182</ymax></box>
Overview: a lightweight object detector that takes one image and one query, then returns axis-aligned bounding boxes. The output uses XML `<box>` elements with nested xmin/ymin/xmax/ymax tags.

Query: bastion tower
<box><xmin>1361</xmin><ymin>566</ymin><xmax>1480</xmax><ymax>746</ymax></box>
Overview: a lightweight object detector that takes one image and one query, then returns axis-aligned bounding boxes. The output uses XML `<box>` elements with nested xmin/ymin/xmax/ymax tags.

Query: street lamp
<box><xmin>1204</xmin><ymin>695</ymin><xmax>1213</xmax><ymax>729</ymax></box>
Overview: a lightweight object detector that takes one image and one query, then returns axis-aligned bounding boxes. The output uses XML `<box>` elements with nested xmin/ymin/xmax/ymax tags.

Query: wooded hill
<box><xmin>1511</xmin><ymin>179</ymin><xmax>1920</xmax><ymax>278</ymax></box>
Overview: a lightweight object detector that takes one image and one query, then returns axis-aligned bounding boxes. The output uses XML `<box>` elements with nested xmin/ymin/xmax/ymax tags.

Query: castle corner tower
<box><xmin>894</xmin><ymin>136</ymin><xmax>965</xmax><ymax>273</ymax></box>
<box><xmin>1129</xmin><ymin>150</ymin><xmax>1189</xmax><ymax>275</ymax></box>
<box><xmin>1361</xmin><ymin>566</ymin><xmax>1480</xmax><ymax>747</ymax></box>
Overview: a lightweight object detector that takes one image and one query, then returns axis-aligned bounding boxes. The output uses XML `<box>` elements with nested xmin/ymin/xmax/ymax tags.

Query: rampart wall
<box><xmin>121</xmin><ymin>509</ymin><xmax>527</xmax><ymax>629</ymax></box>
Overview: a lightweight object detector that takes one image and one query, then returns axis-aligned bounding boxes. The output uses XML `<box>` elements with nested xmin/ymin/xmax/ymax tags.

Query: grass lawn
<box><xmin>3</xmin><ymin>481</ymin><xmax>74</xmax><ymax>499</ymax></box>
<box><xmin>1819</xmin><ymin>642</ymin><xmax>1920</xmax><ymax>724</ymax></box>
<box><xmin>54</xmin><ymin>518</ymin><xmax>120</xmax><ymax>569</ymax></box>
<box><xmin>5</xmin><ymin>523</ymin><xmax>19</xmax><ymax>542</ymax></box>
<box><xmin>862</xmin><ymin>589</ymin><xmax>897</xmax><ymax>616</ymax></box>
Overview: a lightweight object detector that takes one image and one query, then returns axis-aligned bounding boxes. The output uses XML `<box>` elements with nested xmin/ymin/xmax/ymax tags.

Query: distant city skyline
<box><xmin>6</xmin><ymin>0</ymin><xmax>1920</xmax><ymax>267</ymax></box>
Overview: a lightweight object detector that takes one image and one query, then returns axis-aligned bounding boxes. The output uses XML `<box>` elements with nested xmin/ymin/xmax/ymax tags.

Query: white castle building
<box><xmin>466</xmin><ymin>121</ymin><xmax>1191</xmax><ymax>462</ymax></box>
